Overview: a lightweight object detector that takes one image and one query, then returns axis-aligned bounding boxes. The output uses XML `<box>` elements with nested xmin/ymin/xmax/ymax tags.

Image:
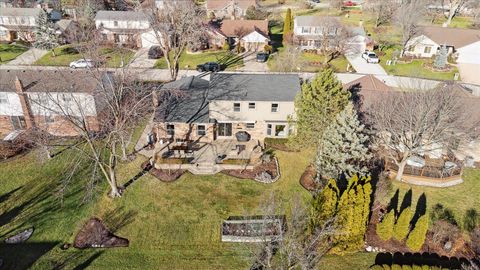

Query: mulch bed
<box><xmin>299</xmin><ymin>165</ymin><xmax>319</xmax><ymax>192</ymax></box>
<box><xmin>222</xmin><ymin>159</ymin><xmax>278</xmax><ymax>180</ymax></box>
<box><xmin>149</xmin><ymin>167</ymin><xmax>186</xmax><ymax>182</ymax></box>
<box><xmin>74</xmin><ymin>218</ymin><xmax>129</xmax><ymax>249</ymax></box>
<box><xmin>365</xmin><ymin>206</ymin><xmax>475</xmax><ymax>259</ymax></box>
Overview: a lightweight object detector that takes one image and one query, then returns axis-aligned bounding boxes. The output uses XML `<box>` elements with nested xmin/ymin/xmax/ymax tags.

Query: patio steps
<box><xmin>188</xmin><ymin>163</ymin><xmax>221</xmax><ymax>175</ymax></box>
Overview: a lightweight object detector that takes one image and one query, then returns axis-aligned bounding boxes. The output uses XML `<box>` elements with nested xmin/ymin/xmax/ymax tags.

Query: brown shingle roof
<box><xmin>420</xmin><ymin>26</ymin><xmax>480</xmax><ymax>49</ymax></box>
<box><xmin>207</xmin><ymin>0</ymin><xmax>256</xmax><ymax>10</ymax></box>
<box><xmin>344</xmin><ymin>75</ymin><xmax>393</xmax><ymax>110</ymax></box>
<box><xmin>344</xmin><ymin>75</ymin><xmax>392</xmax><ymax>92</ymax></box>
<box><xmin>217</xmin><ymin>19</ymin><xmax>268</xmax><ymax>37</ymax></box>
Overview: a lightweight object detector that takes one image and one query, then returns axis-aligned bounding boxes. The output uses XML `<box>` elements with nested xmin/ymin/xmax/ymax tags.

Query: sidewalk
<box><xmin>5</xmin><ymin>48</ymin><xmax>48</xmax><ymax>66</ymax></box>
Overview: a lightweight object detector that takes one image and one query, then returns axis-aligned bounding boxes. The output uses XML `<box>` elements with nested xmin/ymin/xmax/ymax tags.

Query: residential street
<box><xmin>4</xmin><ymin>48</ymin><xmax>48</xmax><ymax>66</ymax></box>
<box><xmin>346</xmin><ymin>54</ymin><xmax>388</xmax><ymax>75</ymax></box>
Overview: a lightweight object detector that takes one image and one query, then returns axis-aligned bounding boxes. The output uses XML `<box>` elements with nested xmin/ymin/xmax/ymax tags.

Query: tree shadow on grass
<box><xmin>411</xmin><ymin>193</ymin><xmax>427</xmax><ymax>226</ymax></box>
<box><xmin>374</xmin><ymin>252</ymin><xmax>472</xmax><ymax>269</ymax></box>
<box><xmin>0</xmin><ymin>241</ymin><xmax>59</xmax><ymax>269</ymax></box>
<box><xmin>387</xmin><ymin>189</ymin><xmax>400</xmax><ymax>215</ymax></box>
<box><xmin>102</xmin><ymin>206</ymin><xmax>138</xmax><ymax>233</ymax></box>
<box><xmin>0</xmin><ymin>186</ymin><xmax>22</xmax><ymax>205</ymax></box>
<box><xmin>399</xmin><ymin>189</ymin><xmax>412</xmax><ymax>213</ymax></box>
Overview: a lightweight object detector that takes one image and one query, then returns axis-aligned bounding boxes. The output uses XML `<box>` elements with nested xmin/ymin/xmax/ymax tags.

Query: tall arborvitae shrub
<box><xmin>406</xmin><ymin>215</ymin><xmax>428</xmax><ymax>251</ymax></box>
<box><xmin>393</xmin><ymin>207</ymin><xmax>413</xmax><ymax>241</ymax></box>
<box><xmin>377</xmin><ymin>210</ymin><xmax>395</xmax><ymax>241</ymax></box>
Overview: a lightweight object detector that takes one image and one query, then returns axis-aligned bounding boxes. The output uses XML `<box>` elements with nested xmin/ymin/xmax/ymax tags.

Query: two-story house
<box><xmin>293</xmin><ymin>15</ymin><xmax>344</xmax><ymax>51</ymax></box>
<box><xmin>0</xmin><ymin>7</ymin><xmax>42</xmax><ymax>42</ymax></box>
<box><xmin>95</xmin><ymin>11</ymin><xmax>150</xmax><ymax>48</ymax></box>
<box><xmin>207</xmin><ymin>0</ymin><xmax>257</xmax><ymax>19</ymax></box>
<box><xmin>0</xmin><ymin>70</ymin><xmax>111</xmax><ymax>138</ymax></box>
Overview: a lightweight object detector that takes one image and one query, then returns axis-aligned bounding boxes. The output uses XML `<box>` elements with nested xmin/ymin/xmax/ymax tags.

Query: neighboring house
<box><xmin>0</xmin><ymin>7</ymin><xmax>42</xmax><ymax>42</ymax></box>
<box><xmin>404</xmin><ymin>26</ymin><xmax>480</xmax><ymax>62</ymax></box>
<box><xmin>208</xmin><ymin>19</ymin><xmax>269</xmax><ymax>51</ymax></box>
<box><xmin>207</xmin><ymin>0</ymin><xmax>257</xmax><ymax>19</ymax></box>
<box><xmin>151</xmin><ymin>73</ymin><xmax>300</xmax><ymax>143</ymax></box>
<box><xmin>54</xmin><ymin>19</ymin><xmax>80</xmax><ymax>44</ymax></box>
<box><xmin>346</xmin><ymin>26</ymin><xmax>374</xmax><ymax>55</ymax></box>
<box><xmin>0</xmin><ymin>70</ymin><xmax>110</xmax><ymax>138</ymax></box>
<box><xmin>95</xmin><ymin>11</ymin><xmax>150</xmax><ymax>48</ymax></box>
<box><xmin>293</xmin><ymin>15</ymin><xmax>344</xmax><ymax>51</ymax></box>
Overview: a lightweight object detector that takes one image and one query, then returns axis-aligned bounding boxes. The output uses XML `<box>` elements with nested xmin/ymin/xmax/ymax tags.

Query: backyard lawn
<box><xmin>0</xmin><ymin>146</ymin><xmax>318</xmax><ymax>269</ymax></box>
<box><xmin>154</xmin><ymin>50</ymin><xmax>244</xmax><ymax>70</ymax></box>
<box><xmin>34</xmin><ymin>45</ymin><xmax>135</xmax><ymax>68</ymax></box>
<box><xmin>383</xmin><ymin>169</ymin><xmax>480</xmax><ymax>228</ymax></box>
<box><xmin>378</xmin><ymin>47</ymin><xmax>459</xmax><ymax>81</ymax></box>
<box><xmin>0</xmin><ymin>43</ymin><xmax>28</xmax><ymax>64</ymax></box>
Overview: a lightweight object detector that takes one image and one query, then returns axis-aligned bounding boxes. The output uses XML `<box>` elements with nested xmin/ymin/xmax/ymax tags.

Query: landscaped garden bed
<box><xmin>299</xmin><ymin>165</ymin><xmax>318</xmax><ymax>191</ymax></box>
<box><xmin>222</xmin><ymin>157</ymin><xmax>279</xmax><ymax>181</ymax></box>
<box><xmin>148</xmin><ymin>166</ymin><xmax>185</xmax><ymax>182</ymax></box>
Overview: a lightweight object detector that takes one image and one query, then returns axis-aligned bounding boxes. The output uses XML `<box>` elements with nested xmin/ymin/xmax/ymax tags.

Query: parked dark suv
<box><xmin>196</xmin><ymin>62</ymin><xmax>220</xmax><ymax>72</ymax></box>
<box><xmin>256</xmin><ymin>52</ymin><xmax>269</xmax><ymax>62</ymax></box>
<box><xmin>148</xmin><ymin>46</ymin><xmax>163</xmax><ymax>59</ymax></box>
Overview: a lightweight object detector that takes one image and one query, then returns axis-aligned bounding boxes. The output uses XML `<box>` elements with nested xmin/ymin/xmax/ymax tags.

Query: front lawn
<box><xmin>428</xmin><ymin>16</ymin><xmax>475</xmax><ymax>29</ymax></box>
<box><xmin>154</xmin><ymin>50</ymin><xmax>244</xmax><ymax>70</ymax></box>
<box><xmin>34</xmin><ymin>45</ymin><xmax>134</xmax><ymax>68</ymax></box>
<box><xmin>0</xmin><ymin>43</ymin><xmax>28</xmax><ymax>64</ymax></box>
<box><xmin>0</xmin><ymin>145</ymin><xmax>318</xmax><ymax>269</ymax></box>
<box><xmin>383</xmin><ymin>169</ymin><xmax>480</xmax><ymax>228</ymax></box>
<box><xmin>378</xmin><ymin>46</ymin><xmax>459</xmax><ymax>81</ymax></box>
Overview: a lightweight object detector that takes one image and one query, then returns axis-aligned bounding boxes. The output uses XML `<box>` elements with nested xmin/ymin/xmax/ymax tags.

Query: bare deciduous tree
<box><xmin>270</xmin><ymin>46</ymin><xmax>305</xmax><ymax>72</ymax></box>
<box><xmin>395</xmin><ymin>0</ymin><xmax>427</xmax><ymax>57</ymax></box>
<box><xmin>243</xmin><ymin>193</ymin><xmax>338</xmax><ymax>270</ymax></box>
<box><xmin>444</xmin><ymin>0</ymin><xmax>469</xmax><ymax>26</ymax></box>
<box><xmin>364</xmin><ymin>0</ymin><xmax>398</xmax><ymax>27</ymax></box>
<box><xmin>146</xmin><ymin>1</ymin><xmax>206</xmax><ymax>80</ymax></box>
<box><xmin>366</xmin><ymin>83</ymin><xmax>478</xmax><ymax>181</ymax></box>
<box><xmin>31</xmin><ymin>70</ymin><xmax>153</xmax><ymax>198</ymax></box>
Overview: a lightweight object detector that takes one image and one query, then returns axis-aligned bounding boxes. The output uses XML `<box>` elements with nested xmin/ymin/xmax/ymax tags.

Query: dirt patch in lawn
<box><xmin>222</xmin><ymin>159</ymin><xmax>278</xmax><ymax>180</ymax></box>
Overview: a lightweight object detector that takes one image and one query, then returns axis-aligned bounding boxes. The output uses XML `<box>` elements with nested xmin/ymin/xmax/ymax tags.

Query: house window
<box><xmin>45</xmin><ymin>115</ymin><xmax>54</xmax><ymax>123</ymax></box>
<box><xmin>113</xmin><ymin>21</ymin><xmax>118</xmax><ymax>27</ymax></box>
<box><xmin>301</xmin><ymin>27</ymin><xmax>310</xmax><ymax>34</ymax></box>
<box><xmin>275</xmin><ymin>125</ymin><xmax>286</xmax><ymax>137</ymax></box>
<box><xmin>271</xmin><ymin>103</ymin><xmax>278</xmax><ymax>112</ymax></box>
<box><xmin>248</xmin><ymin>102</ymin><xmax>256</xmax><ymax>109</ymax></box>
<box><xmin>0</xmin><ymin>93</ymin><xmax>8</xmax><ymax>104</ymax></box>
<box><xmin>197</xmin><ymin>125</ymin><xmax>206</xmax><ymax>136</ymax></box>
<box><xmin>10</xmin><ymin>116</ymin><xmax>26</xmax><ymax>130</ymax></box>
<box><xmin>62</xmin><ymin>94</ymin><xmax>72</xmax><ymax>102</ymax></box>
<box><xmin>217</xmin><ymin>123</ymin><xmax>232</xmax><ymax>137</ymax></box>
<box><xmin>408</xmin><ymin>46</ymin><xmax>415</xmax><ymax>52</ymax></box>
<box><xmin>314</xmin><ymin>40</ymin><xmax>321</xmax><ymax>47</ymax></box>
<box><xmin>267</xmin><ymin>124</ymin><xmax>272</xmax><ymax>136</ymax></box>
<box><xmin>166</xmin><ymin>124</ymin><xmax>175</xmax><ymax>136</ymax></box>
<box><xmin>246</xmin><ymin>123</ymin><xmax>255</xmax><ymax>129</ymax></box>
<box><xmin>424</xmin><ymin>46</ymin><xmax>432</xmax><ymax>54</ymax></box>
<box><xmin>233</xmin><ymin>103</ymin><xmax>241</xmax><ymax>112</ymax></box>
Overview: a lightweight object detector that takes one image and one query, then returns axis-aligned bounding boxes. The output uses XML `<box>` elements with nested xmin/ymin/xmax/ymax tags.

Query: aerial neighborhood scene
<box><xmin>1</xmin><ymin>0</ymin><xmax>480</xmax><ymax>268</ymax></box>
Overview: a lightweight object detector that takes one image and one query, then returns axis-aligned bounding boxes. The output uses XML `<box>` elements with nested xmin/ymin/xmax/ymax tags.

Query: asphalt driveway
<box><xmin>346</xmin><ymin>54</ymin><xmax>387</xmax><ymax>75</ymax></box>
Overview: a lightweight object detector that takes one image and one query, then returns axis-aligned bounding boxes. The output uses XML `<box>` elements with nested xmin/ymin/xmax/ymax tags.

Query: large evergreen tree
<box><xmin>289</xmin><ymin>68</ymin><xmax>350</xmax><ymax>149</ymax></box>
<box><xmin>393</xmin><ymin>207</ymin><xmax>413</xmax><ymax>241</ymax></box>
<box><xmin>33</xmin><ymin>9</ymin><xmax>59</xmax><ymax>55</ymax></box>
<box><xmin>315</xmin><ymin>103</ymin><xmax>371</xmax><ymax>180</ymax></box>
<box><xmin>406</xmin><ymin>215</ymin><xmax>428</xmax><ymax>251</ymax></box>
<box><xmin>282</xmin><ymin>8</ymin><xmax>293</xmax><ymax>45</ymax></box>
<box><xmin>310</xmin><ymin>178</ymin><xmax>339</xmax><ymax>230</ymax></box>
<box><xmin>434</xmin><ymin>44</ymin><xmax>448</xmax><ymax>69</ymax></box>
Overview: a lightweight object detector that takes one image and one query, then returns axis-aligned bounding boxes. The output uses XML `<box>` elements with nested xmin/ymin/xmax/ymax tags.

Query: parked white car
<box><xmin>362</xmin><ymin>51</ymin><xmax>380</xmax><ymax>63</ymax></box>
<box><xmin>69</xmin><ymin>59</ymin><xmax>94</xmax><ymax>69</ymax></box>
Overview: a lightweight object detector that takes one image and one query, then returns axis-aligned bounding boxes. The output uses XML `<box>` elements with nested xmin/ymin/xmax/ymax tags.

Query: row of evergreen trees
<box><xmin>376</xmin><ymin>195</ymin><xmax>429</xmax><ymax>251</ymax></box>
<box><xmin>310</xmin><ymin>175</ymin><xmax>372</xmax><ymax>253</ymax></box>
<box><xmin>371</xmin><ymin>264</ymin><xmax>453</xmax><ymax>270</ymax></box>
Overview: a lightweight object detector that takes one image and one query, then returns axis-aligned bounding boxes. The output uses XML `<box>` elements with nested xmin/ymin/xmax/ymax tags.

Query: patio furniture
<box><xmin>236</xmin><ymin>145</ymin><xmax>246</xmax><ymax>155</ymax></box>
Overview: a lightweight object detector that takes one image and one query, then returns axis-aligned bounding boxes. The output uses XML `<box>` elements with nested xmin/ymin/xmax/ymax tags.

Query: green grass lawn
<box><xmin>268</xmin><ymin>47</ymin><xmax>349</xmax><ymax>73</ymax></box>
<box><xmin>384</xmin><ymin>169</ymin><xmax>480</xmax><ymax>229</ymax></box>
<box><xmin>0</xmin><ymin>43</ymin><xmax>28</xmax><ymax>64</ymax></box>
<box><xmin>34</xmin><ymin>45</ymin><xmax>134</xmax><ymax>68</ymax></box>
<box><xmin>428</xmin><ymin>16</ymin><xmax>475</xmax><ymax>29</ymax></box>
<box><xmin>154</xmin><ymin>50</ymin><xmax>244</xmax><ymax>70</ymax></box>
<box><xmin>0</xmin><ymin>145</ymin><xmax>320</xmax><ymax>269</ymax></box>
<box><xmin>378</xmin><ymin>46</ymin><xmax>459</xmax><ymax>81</ymax></box>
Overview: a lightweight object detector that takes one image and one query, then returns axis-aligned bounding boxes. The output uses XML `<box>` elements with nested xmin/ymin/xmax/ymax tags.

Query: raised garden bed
<box><xmin>299</xmin><ymin>165</ymin><xmax>319</xmax><ymax>192</ymax></box>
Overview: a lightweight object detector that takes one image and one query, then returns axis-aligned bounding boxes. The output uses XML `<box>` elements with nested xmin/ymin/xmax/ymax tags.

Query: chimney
<box><xmin>15</xmin><ymin>76</ymin><xmax>35</xmax><ymax>129</ymax></box>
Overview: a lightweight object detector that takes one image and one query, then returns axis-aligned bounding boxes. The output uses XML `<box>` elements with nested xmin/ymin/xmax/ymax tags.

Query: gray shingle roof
<box><xmin>154</xmin><ymin>74</ymin><xmax>301</xmax><ymax>123</ymax></box>
<box><xmin>209</xmin><ymin>73</ymin><xmax>301</xmax><ymax>102</ymax></box>
<box><xmin>294</xmin><ymin>15</ymin><xmax>339</xmax><ymax>27</ymax></box>
<box><xmin>0</xmin><ymin>7</ymin><xmax>42</xmax><ymax>17</ymax></box>
<box><xmin>95</xmin><ymin>10</ymin><xmax>148</xmax><ymax>21</ymax></box>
